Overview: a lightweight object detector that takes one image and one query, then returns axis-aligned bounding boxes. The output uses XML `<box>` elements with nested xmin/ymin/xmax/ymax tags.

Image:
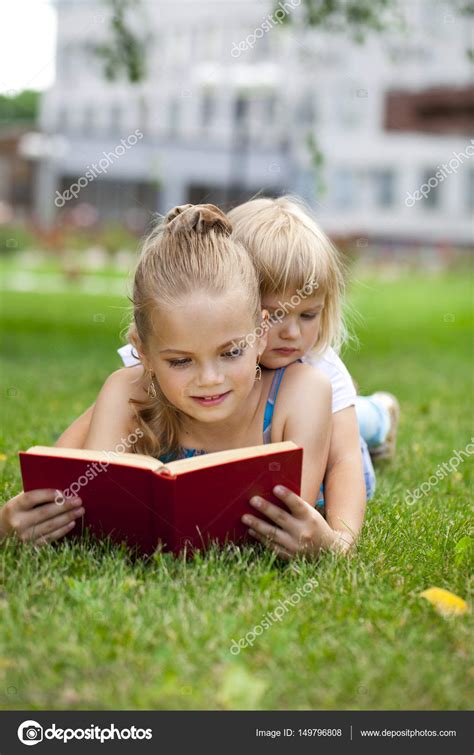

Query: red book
<box><xmin>19</xmin><ymin>442</ymin><xmax>302</xmax><ymax>555</ymax></box>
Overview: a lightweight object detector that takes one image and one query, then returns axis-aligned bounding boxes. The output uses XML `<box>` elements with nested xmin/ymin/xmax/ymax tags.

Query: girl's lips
<box><xmin>273</xmin><ymin>348</ymin><xmax>298</xmax><ymax>355</ymax></box>
<box><xmin>190</xmin><ymin>391</ymin><xmax>231</xmax><ymax>407</ymax></box>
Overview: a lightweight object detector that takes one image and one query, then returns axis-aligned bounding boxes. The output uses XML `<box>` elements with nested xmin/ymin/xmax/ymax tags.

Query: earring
<box><xmin>255</xmin><ymin>356</ymin><xmax>262</xmax><ymax>382</ymax></box>
<box><xmin>148</xmin><ymin>372</ymin><xmax>157</xmax><ymax>398</ymax></box>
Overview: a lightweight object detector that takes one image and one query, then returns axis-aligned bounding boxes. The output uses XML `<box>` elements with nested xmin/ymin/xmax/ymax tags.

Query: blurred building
<box><xmin>0</xmin><ymin>126</ymin><xmax>36</xmax><ymax>219</ymax></box>
<box><xmin>34</xmin><ymin>0</ymin><xmax>473</xmax><ymax>243</ymax></box>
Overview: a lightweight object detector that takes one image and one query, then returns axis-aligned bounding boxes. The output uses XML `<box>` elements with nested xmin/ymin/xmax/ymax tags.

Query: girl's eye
<box><xmin>167</xmin><ymin>358</ymin><xmax>191</xmax><ymax>368</ymax></box>
<box><xmin>222</xmin><ymin>348</ymin><xmax>243</xmax><ymax>359</ymax></box>
<box><xmin>301</xmin><ymin>312</ymin><xmax>320</xmax><ymax>320</ymax></box>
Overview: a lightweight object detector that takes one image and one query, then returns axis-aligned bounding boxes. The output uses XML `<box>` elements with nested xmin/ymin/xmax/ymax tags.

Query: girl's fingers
<box><xmin>34</xmin><ymin>519</ymin><xmax>78</xmax><ymax>545</ymax></box>
<box><xmin>249</xmin><ymin>495</ymin><xmax>294</xmax><ymax>531</ymax></box>
<box><xmin>27</xmin><ymin>497</ymin><xmax>83</xmax><ymax>526</ymax></box>
<box><xmin>26</xmin><ymin>507</ymin><xmax>84</xmax><ymax>542</ymax></box>
<box><xmin>272</xmin><ymin>486</ymin><xmax>314</xmax><ymax>517</ymax></box>
<box><xmin>16</xmin><ymin>489</ymin><xmax>61</xmax><ymax>511</ymax></box>
<box><xmin>242</xmin><ymin>513</ymin><xmax>293</xmax><ymax>551</ymax></box>
<box><xmin>248</xmin><ymin>529</ymin><xmax>293</xmax><ymax>560</ymax></box>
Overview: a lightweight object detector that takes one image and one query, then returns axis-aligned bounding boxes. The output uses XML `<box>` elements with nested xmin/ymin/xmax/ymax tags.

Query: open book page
<box><xmin>165</xmin><ymin>441</ymin><xmax>298</xmax><ymax>475</ymax></box>
<box><xmin>25</xmin><ymin>446</ymin><xmax>163</xmax><ymax>472</ymax></box>
<box><xmin>25</xmin><ymin>441</ymin><xmax>299</xmax><ymax>477</ymax></box>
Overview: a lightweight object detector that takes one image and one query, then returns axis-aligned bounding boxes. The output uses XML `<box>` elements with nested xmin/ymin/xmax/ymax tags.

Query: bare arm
<box><xmin>83</xmin><ymin>366</ymin><xmax>145</xmax><ymax>451</ymax></box>
<box><xmin>276</xmin><ymin>363</ymin><xmax>332</xmax><ymax>503</ymax></box>
<box><xmin>241</xmin><ymin>364</ymin><xmax>338</xmax><ymax>559</ymax></box>
<box><xmin>55</xmin><ymin>404</ymin><xmax>95</xmax><ymax>448</ymax></box>
<box><xmin>323</xmin><ymin>406</ymin><xmax>366</xmax><ymax>549</ymax></box>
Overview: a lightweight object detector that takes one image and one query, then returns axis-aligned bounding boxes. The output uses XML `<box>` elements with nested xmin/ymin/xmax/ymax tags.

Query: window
<box><xmin>57</xmin><ymin>106</ymin><xmax>68</xmax><ymax>132</ymax></box>
<box><xmin>235</xmin><ymin>96</ymin><xmax>248</xmax><ymax>124</ymax></box>
<box><xmin>253</xmin><ymin>30</ymin><xmax>270</xmax><ymax>60</ymax></box>
<box><xmin>138</xmin><ymin>98</ymin><xmax>148</xmax><ymax>133</ymax></box>
<box><xmin>299</xmin><ymin>95</ymin><xmax>316</xmax><ymax>125</ymax></box>
<box><xmin>58</xmin><ymin>44</ymin><xmax>74</xmax><ymax>82</ymax></box>
<box><xmin>110</xmin><ymin>104</ymin><xmax>122</xmax><ymax>135</ymax></box>
<box><xmin>83</xmin><ymin>105</ymin><xmax>95</xmax><ymax>135</ymax></box>
<box><xmin>467</xmin><ymin>169</ymin><xmax>474</xmax><ymax>212</ymax></box>
<box><xmin>372</xmin><ymin>169</ymin><xmax>395</xmax><ymax>208</ymax></box>
<box><xmin>420</xmin><ymin>168</ymin><xmax>442</xmax><ymax>209</ymax></box>
<box><xmin>333</xmin><ymin>168</ymin><xmax>358</xmax><ymax>209</ymax></box>
<box><xmin>385</xmin><ymin>87</ymin><xmax>473</xmax><ymax>136</ymax></box>
<box><xmin>201</xmin><ymin>93</ymin><xmax>215</xmax><ymax>128</ymax></box>
<box><xmin>169</xmin><ymin>98</ymin><xmax>180</xmax><ymax>135</ymax></box>
<box><xmin>172</xmin><ymin>30</ymin><xmax>188</xmax><ymax>67</ymax></box>
<box><xmin>206</xmin><ymin>27</ymin><xmax>220</xmax><ymax>58</ymax></box>
<box><xmin>335</xmin><ymin>84</ymin><xmax>364</xmax><ymax>128</ymax></box>
<box><xmin>265</xmin><ymin>95</ymin><xmax>276</xmax><ymax>121</ymax></box>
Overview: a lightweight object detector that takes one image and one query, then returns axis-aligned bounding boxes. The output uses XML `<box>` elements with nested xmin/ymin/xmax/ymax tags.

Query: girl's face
<box><xmin>260</xmin><ymin>288</ymin><xmax>326</xmax><ymax>369</ymax></box>
<box><xmin>141</xmin><ymin>290</ymin><xmax>266</xmax><ymax>423</ymax></box>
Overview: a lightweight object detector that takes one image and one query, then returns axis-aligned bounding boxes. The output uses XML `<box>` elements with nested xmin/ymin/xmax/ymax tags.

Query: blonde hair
<box><xmin>228</xmin><ymin>195</ymin><xmax>347</xmax><ymax>355</ymax></box>
<box><xmin>129</xmin><ymin>204</ymin><xmax>261</xmax><ymax>460</ymax></box>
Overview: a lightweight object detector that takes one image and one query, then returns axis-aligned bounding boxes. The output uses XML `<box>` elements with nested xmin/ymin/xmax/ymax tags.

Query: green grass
<box><xmin>0</xmin><ymin>271</ymin><xmax>472</xmax><ymax>711</ymax></box>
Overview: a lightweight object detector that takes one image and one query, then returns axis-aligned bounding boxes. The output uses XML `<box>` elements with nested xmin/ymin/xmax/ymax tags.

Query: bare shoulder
<box><xmin>100</xmin><ymin>365</ymin><xmax>147</xmax><ymax>402</ymax></box>
<box><xmin>279</xmin><ymin>361</ymin><xmax>332</xmax><ymax>401</ymax></box>
<box><xmin>84</xmin><ymin>366</ymin><xmax>147</xmax><ymax>450</ymax></box>
<box><xmin>270</xmin><ymin>362</ymin><xmax>332</xmax><ymax>442</ymax></box>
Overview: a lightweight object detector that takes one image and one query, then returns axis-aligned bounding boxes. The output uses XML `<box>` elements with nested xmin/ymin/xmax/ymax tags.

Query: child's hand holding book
<box><xmin>242</xmin><ymin>485</ymin><xmax>353</xmax><ymax>559</ymax></box>
<box><xmin>0</xmin><ymin>489</ymin><xmax>85</xmax><ymax>544</ymax></box>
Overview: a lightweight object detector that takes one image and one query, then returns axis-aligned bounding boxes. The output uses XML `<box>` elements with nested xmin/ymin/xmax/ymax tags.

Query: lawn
<box><xmin>0</xmin><ymin>269</ymin><xmax>472</xmax><ymax>711</ymax></box>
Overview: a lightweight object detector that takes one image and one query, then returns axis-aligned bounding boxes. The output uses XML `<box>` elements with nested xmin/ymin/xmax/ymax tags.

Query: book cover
<box><xmin>19</xmin><ymin>442</ymin><xmax>303</xmax><ymax>555</ymax></box>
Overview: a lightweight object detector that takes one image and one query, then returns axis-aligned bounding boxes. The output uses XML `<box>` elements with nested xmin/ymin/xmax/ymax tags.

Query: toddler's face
<box><xmin>143</xmin><ymin>290</ymin><xmax>266</xmax><ymax>423</ymax></box>
<box><xmin>261</xmin><ymin>288</ymin><xmax>325</xmax><ymax>369</ymax></box>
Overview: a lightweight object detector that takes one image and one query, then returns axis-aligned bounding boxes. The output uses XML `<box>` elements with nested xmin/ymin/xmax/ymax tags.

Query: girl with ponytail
<box><xmin>2</xmin><ymin>204</ymin><xmax>347</xmax><ymax>558</ymax></box>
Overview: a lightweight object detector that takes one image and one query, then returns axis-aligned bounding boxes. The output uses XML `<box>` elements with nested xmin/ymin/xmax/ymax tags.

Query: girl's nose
<box><xmin>280</xmin><ymin>317</ymin><xmax>300</xmax><ymax>340</ymax></box>
<box><xmin>196</xmin><ymin>362</ymin><xmax>225</xmax><ymax>387</ymax></box>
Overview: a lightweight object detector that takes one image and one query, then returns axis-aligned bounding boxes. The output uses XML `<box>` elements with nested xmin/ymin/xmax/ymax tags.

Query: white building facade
<box><xmin>35</xmin><ymin>0</ymin><xmax>473</xmax><ymax>244</ymax></box>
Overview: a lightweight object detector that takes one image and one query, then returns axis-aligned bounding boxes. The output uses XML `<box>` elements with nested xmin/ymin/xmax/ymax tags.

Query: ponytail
<box><xmin>128</xmin><ymin>204</ymin><xmax>260</xmax><ymax>460</ymax></box>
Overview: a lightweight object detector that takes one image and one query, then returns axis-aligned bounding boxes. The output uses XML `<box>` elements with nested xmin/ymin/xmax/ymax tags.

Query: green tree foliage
<box><xmin>95</xmin><ymin>0</ymin><xmax>472</xmax><ymax>83</ymax></box>
<box><xmin>95</xmin><ymin>0</ymin><xmax>149</xmax><ymax>83</ymax></box>
<box><xmin>284</xmin><ymin>0</ymin><xmax>402</xmax><ymax>42</ymax></box>
<box><xmin>0</xmin><ymin>90</ymin><xmax>39</xmax><ymax>125</ymax></box>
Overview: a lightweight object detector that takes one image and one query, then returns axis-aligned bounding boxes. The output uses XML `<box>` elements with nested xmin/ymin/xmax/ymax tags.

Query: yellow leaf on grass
<box><xmin>420</xmin><ymin>587</ymin><xmax>469</xmax><ymax>617</ymax></box>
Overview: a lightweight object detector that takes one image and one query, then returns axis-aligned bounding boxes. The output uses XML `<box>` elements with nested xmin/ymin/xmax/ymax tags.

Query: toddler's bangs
<box><xmin>250</xmin><ymin>216</ymin><xmax>334</xmax><ymax>299</ymax></box>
